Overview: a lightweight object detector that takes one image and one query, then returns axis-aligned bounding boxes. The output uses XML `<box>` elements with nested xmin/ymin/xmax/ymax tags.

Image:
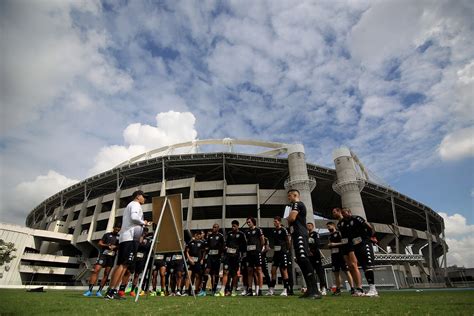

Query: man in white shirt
<box><xmin>105</xmin><ymin>190</ymin><xmax>150</xmax><ymax>300</ymax></box>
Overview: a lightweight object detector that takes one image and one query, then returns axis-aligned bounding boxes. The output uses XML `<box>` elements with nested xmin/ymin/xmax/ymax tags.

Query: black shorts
<box><xmin>331</xmin><ymin>252</ymin><xmax>348</xmax><ymax>272</ymax></box>
<box><xmin>205</xmin><ymin>256</ymin><xmax>221</xmax><ymax>274</ymax></box>
<box><xmin>353</xmin><ymin>239</ymin><xmax>375</xmax><ymax>270</ymax></box>
<box><xmin>96</xmin><ymin>254</ymin><xmax>116</xmax><ymax>268</ymax></box>
<box><xmin>170</xmin><ymin>253</ymin><xmax>185</xmax><ymax>273</ymax></box>
<box><xmin>129</xmin><ymin>259</ymin><xmax>146</xmax><ymax>274</ymax></box>
<box><xmin>309</xmin><ymin>252</ymin><xmax>323</xmax><ymax>269</ymax></box>
<box><xmin>169</xmin><ymin>261</ymin><xmax>184</xmax><ymax>274</ymax></box>
<box><xmin>188</xmin><ymin>260</ymin><xmax>203</xmax><ymax>274</ymax></box>
<box><xmin>292</xmin><ymin>234</ymin><xmax>310</xmax><ymax>261</ymax></box>
<box><xmin>223</xmin><ymin>255</ymin><xmax>240</xmax><ymax>274</ymax></box>
<box><xmin>165</xmin><ymin>257</ymin><xmax>173</xmax><ymax>271</ymax></box>
<box><xmin>117</xmin><ymin>241</ymin><xmax>138</xmax><ymax>266</ymax></box>
<box><xmin>153</xmin><ymin>254</ymin><xmax>167</xmax><ymax>270</ymax></box>
<box><xmin>272</xmin><ymin>251</ymin><xmax>289</xmax><ymax>269</ymax></box>
<box><xmin>340</xmin><ymin>240</ymin><xmax>354</xmax><ymax>256</ymax></box>
<box><xmin>153</xmin><ymin>260</ymin><xmax>166</xmax><ymax>271</ymax></box>
<box><xmin>246</xmin><ymin>251</ymin><xmax>263</xmax><ymax>268</ymax></box>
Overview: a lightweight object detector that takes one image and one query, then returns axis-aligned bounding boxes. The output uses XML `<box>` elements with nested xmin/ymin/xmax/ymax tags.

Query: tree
<box><xmin>0</xmin><ymin>239</ymin><xmax>17</xmax><ymax>267</ymax></box>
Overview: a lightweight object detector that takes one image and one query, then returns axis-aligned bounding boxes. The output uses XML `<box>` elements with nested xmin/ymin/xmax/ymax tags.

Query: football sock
<box><xmin>365</xmin><ymin>270</ymin><xmax>375</xmax><ymax>285</ymax></box>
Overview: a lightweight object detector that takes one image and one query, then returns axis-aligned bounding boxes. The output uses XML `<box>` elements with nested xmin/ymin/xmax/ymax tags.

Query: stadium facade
<box><xmin>0</xmin><ymin>139</ymin><xmax>448</xmax><ymax>288</ymax></box>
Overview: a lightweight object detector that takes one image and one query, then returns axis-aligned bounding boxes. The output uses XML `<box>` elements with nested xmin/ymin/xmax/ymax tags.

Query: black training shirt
<box><xmin>337</xmin><ymin>217</ymin><xmax>351</xmax><ymax>240</ymax></box>
<box><xmin>329</xmin><ymin>231</ymin><xmax>343</xmax><ymax>246</ymax></box>
<box><xmin>186</xmin><ymin>239</ymin><xmax>205</xmax><ymax>258</ymax></box>
<box><xmin>101</xmin><ymin>232</ymin><xmax>119</xmax><ymax>248</ymax></box>
<box><xmin>245</xmin><ymin>227</ymin><xmax>263</xmax><ymax>253</ymax></box>
<box><xmin>289</xmin><ymin>201</ymin><xmax>308</xmax><ymax>237</ymax></box>
<box><xmin>308</xmin><ymin>230</ymin><xmax>321</xmax><ymax>254</ymax></box>
<box><xmin>206</xmin><ymin>232</ymin><xmax>224</xmax><ymax>255</ymax></box>
<box><xmin>347</xmin><ymin>215</ymin><xmax>372</xmax><ymax>240</ymax></box>
<box><xmin>272</xmin><ymin>227</ymin><xmax>289</xmax><ymax>252</ymax></box>
<box><xmin>226</xmin><ymin>230</ymin><xmax>247</xmax><ymax>255</ymax></box>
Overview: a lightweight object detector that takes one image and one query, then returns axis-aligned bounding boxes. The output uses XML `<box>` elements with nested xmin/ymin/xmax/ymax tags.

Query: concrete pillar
<box><xmin>379</xmin><ymin>234</ymin><xmax>396</xmax><ymax>251</ymax></box>
<box><xmin>441</xmin><ymin>228</ymin><xmax>451</xmax><ymax>286</ymax></box>
<box><xmin>332</xmin><ymin>147</ymin><xmax>366</xmax><ymax>219</ymax></box>
<box><xmin>286</xmin><ymin>144</ymin><xmax>316</xmax><ymax>225</ymax></box>
<box><xmin>186</xmin><ymin>177</ymin><xmax>196</xmax><ymax>230</ymax></box>
<box><xmin>87</xmin><ymin>196</ymin><xmax>103</xmax><ymax>250</ymax></box>
<box><xmin>160</xmin><ymin>158</ymin><xmax>166</xmax><ymax>197</ymax></box>
<box><xmin>106</xmin><ymin>190</ymin><xmax>121</xmax><ymax>233</ymax></box>
<box><xmin>390</xmin><ymin>195</ymin><xmax>400</xmax><ymax>253</ymax></box>
<box><xmin>222</xmin><ymin>156</ymin><xmax>227</xmax><ymax>235</ymax></box>
<box><xmin>425</xmin><ymin>210</ymin><xmax>434</xmax><ymax>282</ymax></box>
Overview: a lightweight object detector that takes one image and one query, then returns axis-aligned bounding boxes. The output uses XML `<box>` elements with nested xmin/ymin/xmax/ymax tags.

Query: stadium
<box><xmin>0</xmin><ymin>139</ymin><xmax>448</xmax><ymax>289</ymax></box>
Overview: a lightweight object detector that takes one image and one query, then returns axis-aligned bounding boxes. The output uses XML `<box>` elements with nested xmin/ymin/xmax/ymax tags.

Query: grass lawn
<box><xmin>2</xmin><ymin>289</ymin><xmax>474</xmax><ymax>315</ymax></box>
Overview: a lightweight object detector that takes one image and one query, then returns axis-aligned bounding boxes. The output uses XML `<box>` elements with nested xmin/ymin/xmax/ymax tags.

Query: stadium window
<box><xmin>81</xmin><ymin>223</ymin><xmax>90</xmax><ymax>235</ymax></box>
<box><xmin>194</xmin><ymin>190</ymin><xmax>223</xmax><ymax>198</ymax></box>
<box><xmin>143</xmin><ymin>211</ymin><xmax>152</xmax><ymax>222</ymax></box>
<box><xmin>166</xmin><ymin>188</ymin><xmax>190</xmax><ymax>200</ymax></box>
<box><xmin>143</xmin><ymin>190</ymin><xmax>162</xmax><ymax>200</ymax></box>
<box><xmin>101</xmin><ymin>201</ymin><xmax>113</xmax><ymax>213</ymax></box>
<box><xmin>259</xmin><ymin>204</ymin><xmax>284</xmax><ymax>219</ymax></box>
<box><xmin>95</xmin><ymin>219</ymin><xmax>108</xmax><ymax>232</ymax></box>
<box><xmin>115</xmin><ymin>216</ymin><xmax>123</xmax><ymax>226</ymax></box>
<box><xmin>192</xmin><ymin>206</ymin><xmax>222</xmax><ymax>220</ymax></box>
<box><xmin>182</xmin><ymin>207</ymin><xmax>188</xmax><ymax>219</ymax></box>
<box><xmin>85</xmin><ymin>206</ymin><xmax>95</xmax><ymax>217</ymax></box>
<box><xmin>72</xmin><ymin>210</ymin><xmax>80</xmax><ymax>220</ymax></box>
<box><xmin>225</xmin><ymin>205</ymin><xmax>257</xmax><ymax>219</ymax></box>
<box><xmin>119</xmin><ymin>196</ymin><xmax>131</xmax><ymax>208</ymax></box>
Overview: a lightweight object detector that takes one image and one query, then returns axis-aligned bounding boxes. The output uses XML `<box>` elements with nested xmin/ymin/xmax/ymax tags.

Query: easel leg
<box><xmin>135</xmin><ymin>197</ymin><xmax>168</xmax><ymax>303</ymax></box>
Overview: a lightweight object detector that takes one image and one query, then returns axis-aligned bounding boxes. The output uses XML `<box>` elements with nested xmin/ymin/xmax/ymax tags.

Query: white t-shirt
<box><xmin>119</xmin><ymin>201</ymin><xmax>145</xmax><ymax>243</ymax></box>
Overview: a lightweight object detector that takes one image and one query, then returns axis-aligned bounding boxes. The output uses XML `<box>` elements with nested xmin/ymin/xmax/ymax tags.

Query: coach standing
<box><xmin>105</xmin><ymin>190</ymin><xmax>150</xmax><ymax>300</ymax></box>
<box><xmin>285</xmin><ymin>189</ymin><xmax>322</xmax><ymax>299</ymax></box>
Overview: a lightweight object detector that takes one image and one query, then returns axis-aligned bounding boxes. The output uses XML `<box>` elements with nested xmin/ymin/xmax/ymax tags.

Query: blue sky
<box><xmin>0</xmin><ymin>0</ymin><xmax>473</xmax><ymax>266</ymax></box>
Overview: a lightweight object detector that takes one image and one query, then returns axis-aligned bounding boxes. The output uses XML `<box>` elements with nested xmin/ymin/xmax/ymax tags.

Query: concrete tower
<box><xmin>286</xmin><ymin>144</ymin><xmax>316</xmax><ymax>225</ymax></box>
<box><xmin>332</xmin><ymin>147</ymin><xmax>367</xmax><ymax>219</ymax></box>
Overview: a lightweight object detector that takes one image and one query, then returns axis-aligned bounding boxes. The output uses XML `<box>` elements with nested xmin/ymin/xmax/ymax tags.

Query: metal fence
<box><xmin>324</xmin><ymin>265</ymin><xmax>400</xmax><ymax>290</ymax></box>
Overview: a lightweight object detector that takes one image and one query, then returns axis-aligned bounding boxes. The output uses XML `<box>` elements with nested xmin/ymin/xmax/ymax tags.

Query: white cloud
<box><xmin>445</xmin><ymin>236</ymin><xmax>474</xmax><ymax>268</ymax></box>
<box><xmin>438</xmin><ymin>127</ymin><xmax>474</xmax><ymax>161</ymax></box>
<box><xmin>89</xmin><ymin>145</ymin><xmax>147</xmax><ymax>176</ymax></box>
<box><xmin>439</xmin><ymin>212</ymin><xmax>474</xmax><ymax>237</ymax></box>
<box><xmin>439</xmin><ymin>212</ymin><xmax>474</xmax><ymax>267</ymax></box>
<box><xmin>14</xmin><ymin>171</ymin><xmax>78</xmax><ymax>204</ymax></box>
<box><xmin>361</xmin><ymin>96</ymin><xmax>402</xmax><ymax>118</ymax></box>
<box><xmin>454</xmin><ymin>61</ymin><xmax>474</xmax><ymax>121</ymax></box>
<box><xmin>0</xmin><ymin>0</ymin><xmax>132</xmax><ymax>134</ymax></box>
<box><xmin>89</xmin><ymin>111</ymin><xmax>198</xmax><ymax>174</ymax></box>
<box><xmin>349</xmin><ymin>1</ymin><xmax>423</xmax><ymax>69</ymax></box>
<box><xmin>1</xmin><ymin>171</ymin><xmax>79</xmax><ymax>224</ymax></box>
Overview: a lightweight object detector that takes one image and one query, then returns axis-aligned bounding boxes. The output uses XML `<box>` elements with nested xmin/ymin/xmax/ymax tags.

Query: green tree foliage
<box><xmin>0</xmin><ymin>239</ymin><xmax>17</xmax><ymax>267</ymax></box>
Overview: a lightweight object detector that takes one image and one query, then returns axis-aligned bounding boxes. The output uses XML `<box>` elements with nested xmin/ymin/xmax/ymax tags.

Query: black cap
<box><xmin>132</xmin><ymin>190</ymin><xmax>148</xmax><ymax>199</ymax></box>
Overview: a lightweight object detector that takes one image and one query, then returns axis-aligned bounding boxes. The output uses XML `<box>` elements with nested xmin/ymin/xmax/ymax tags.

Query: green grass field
<box><xmin>2</xmin><ymin>289</ymin><xmax>474</xmax><ymax>315</ymax></box>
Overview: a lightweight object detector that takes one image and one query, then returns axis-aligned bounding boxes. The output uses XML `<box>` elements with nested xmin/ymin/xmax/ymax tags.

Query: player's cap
<box><xmin>132</xmin><ymin>190</ymin><xmax>148</xmax><ymax>199</ymax></box>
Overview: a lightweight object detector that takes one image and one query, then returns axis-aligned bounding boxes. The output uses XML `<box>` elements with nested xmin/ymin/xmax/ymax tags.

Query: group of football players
<box><xmin>83</xmin><ymin>189</ymin><xmax>379</xmax><ymax>299</ymax></box>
